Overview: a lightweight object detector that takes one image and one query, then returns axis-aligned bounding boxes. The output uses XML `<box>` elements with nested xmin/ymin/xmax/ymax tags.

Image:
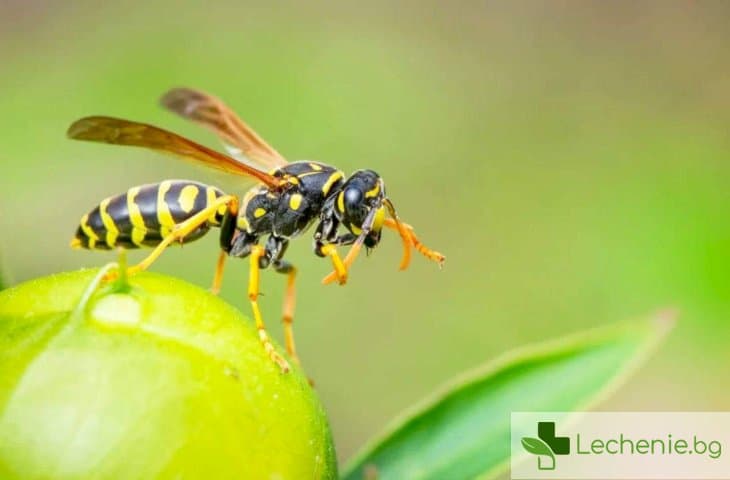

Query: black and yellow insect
<box><xmin>69</xmin><ymin>88</ymin><xmax>445</xmax><ymax>373</ymax></box>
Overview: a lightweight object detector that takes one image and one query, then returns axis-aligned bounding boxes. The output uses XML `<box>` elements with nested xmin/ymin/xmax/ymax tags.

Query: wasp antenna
<box><xmin>384</xmin><ymin>199</ymin><xmax>412</xmax><ymax>270</ymax></box>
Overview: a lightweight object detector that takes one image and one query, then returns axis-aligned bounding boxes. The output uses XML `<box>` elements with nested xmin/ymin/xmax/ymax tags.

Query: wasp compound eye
<box><xmin>344</xmin><ymin>187</ymin><xmax>364</xmax><ymax>210</ymax></box>
<box><xmin>343</xmin><ymin>187</ymin><xmax>369</xmax><ymax>227</ymax></box>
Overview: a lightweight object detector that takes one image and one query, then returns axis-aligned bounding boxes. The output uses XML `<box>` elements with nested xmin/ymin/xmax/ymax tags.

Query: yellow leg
<box><xmin>210</xmin><ymin>250</ymin><xmax>227</xmax><ymax>295</ymax></box>
<box><xmin>319</xmin><ymin>244</ymin><xmax>348</xmax><ymax>285</ymax></box>
<box><xmin>321</xmin><ymin>241</ymin><xmax>362</xmax><ymax>285</ymax></box>
<box><xmin>104</xmin><ymin>195</ymin><xmax>238</xmax><ymax>282</ymax></box>
<box><xmin>249</xmin><ymin>245</ymin><xmax>290</xmax><ymax>373</ymax></box>
<box><xmin>279</xmin><ymin>265</ymin><xmax>300</xmax><ymax>365</ymax></box>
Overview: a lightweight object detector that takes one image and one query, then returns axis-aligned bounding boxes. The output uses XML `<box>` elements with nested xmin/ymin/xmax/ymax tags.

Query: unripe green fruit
<box><xmin>0</xmin><ymin>269</ymin><xmax>337</xmax><ymax>479</ymax></box>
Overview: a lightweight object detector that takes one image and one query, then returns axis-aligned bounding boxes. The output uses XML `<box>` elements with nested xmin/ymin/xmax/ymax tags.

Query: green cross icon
<box><xmin>521</xmin><ymin>421</ymin><xmax>570</xmax><ymax>471</ymax></box>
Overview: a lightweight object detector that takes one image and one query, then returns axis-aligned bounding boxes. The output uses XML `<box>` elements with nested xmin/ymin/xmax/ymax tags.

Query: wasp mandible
<box><xmin>68</xmin><ymin>88</ymin><xmax>445</xmax><ymax>372</ymax></box>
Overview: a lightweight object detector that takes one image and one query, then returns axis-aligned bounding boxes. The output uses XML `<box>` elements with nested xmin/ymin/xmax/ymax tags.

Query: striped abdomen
<box><xmin>72</xmin><ymin>180</ymin><xmax>226</xmax><ymax>250</ymax></box>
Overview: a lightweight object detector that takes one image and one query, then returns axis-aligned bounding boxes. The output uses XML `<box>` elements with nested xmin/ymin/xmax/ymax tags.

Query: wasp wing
<box><xmin>160</xmin><ymin>87</ymin><xmax>288</xmax><ymax>170</ymax></box>
<box><xmin>67</xmin><ymin>116</ymin><xmax>281</xmax><ymax>189</ymax></box>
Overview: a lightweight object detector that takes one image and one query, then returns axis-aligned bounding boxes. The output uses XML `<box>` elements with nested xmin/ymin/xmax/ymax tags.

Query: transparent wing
<box><xmin>67</xmin><ymin>116</ymin><xmax>281</xmax><ymax>188</ymax></box>
<box><xmin>160</xmin><ymin>87</ymin><xmax>288</xmax><ymax>170</ymax></box>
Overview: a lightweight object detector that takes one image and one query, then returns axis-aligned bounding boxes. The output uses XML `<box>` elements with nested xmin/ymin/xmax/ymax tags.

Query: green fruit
<box><xmin>0</xmin><ymin>269</ymin><xmax>337</xmax><ymax>479</ymax></box>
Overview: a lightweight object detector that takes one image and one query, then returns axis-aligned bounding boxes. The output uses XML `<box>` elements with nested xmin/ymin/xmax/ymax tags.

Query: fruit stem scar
<box><xmin>68</xmin><ymin>262</ymin><xmax>119</xmax><ymax>328</ymax></box>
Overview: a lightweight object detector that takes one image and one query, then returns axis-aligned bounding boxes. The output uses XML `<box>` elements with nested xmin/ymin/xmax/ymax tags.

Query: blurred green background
<box><xmin>1</xmin><ymin>0</ymin><xmax>728</xmax><ymax>463</ymax></box>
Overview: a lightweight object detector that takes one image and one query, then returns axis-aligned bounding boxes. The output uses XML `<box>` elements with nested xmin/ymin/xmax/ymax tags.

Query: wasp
<box><xmin>68</xmin><ymin>88</ymin><xmax>445</xmax><ymax>372</ymax></box>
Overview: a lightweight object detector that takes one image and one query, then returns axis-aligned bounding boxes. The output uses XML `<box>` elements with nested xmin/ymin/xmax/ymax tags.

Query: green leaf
<box><xmin>343</xmin><ymin>311</ymin><xmax>675</xmax><ymax>480</ymax></box>
<box><xmin>520</xmin><ymin>437</ymin><xmax>554</xmax><ymax>458</ymax></box>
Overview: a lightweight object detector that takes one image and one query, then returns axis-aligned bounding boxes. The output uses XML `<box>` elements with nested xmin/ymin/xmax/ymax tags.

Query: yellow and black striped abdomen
<box><xmin>72</xmin><ymin>180</ymin><xmax>226</xmax><ymax>250</ymax></box>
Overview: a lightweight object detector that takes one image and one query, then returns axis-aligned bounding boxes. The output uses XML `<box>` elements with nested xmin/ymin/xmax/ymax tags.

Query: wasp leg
<box><xmin>249</xmin><ymin>244</ymin><xmax>290</xmax><ymax>373</ymax></box>
<box><xmin>383</xmin><ymin>218</ymin><xmax>445</xmax><ymax>267</ymax></box>
<box><xmin>272</xmin><ymin>260</ymin><xmax>299</xmax><ymax>365</ymax></box>
<box><xmin>313</xmin><ymin>202</ymin><xmax>348</xmax><ymax>285</ymax></box>
<box><xmin>211</xmin><ymin>250</ymin><xmax>227</xmax><ymax>295</ymax></box>
<box><xmin>318</xmin><ymin>244</ymin><xmax>348</xmax><ymax>285</ymax></box>
<box><xmin>261</xmin><ymin>235</ymin><xmax>300</xmax><ymax>366</ymax></box>
<box><xmin>321</xmin><ymin>206</ymin><xmax>380</xmax><ymax>285</ymax></box>
<box><xmin>104</xmin><ymin>195</ymin><xmax>238</xmax><ymax>282</ymax></box>
<box><xmin>210</xmin><ymin>207</ymin><xmax>238</xmax><ymax>294</ymax></box>
<box><xmin>321</xmin><ymin>243</ymin><xmax>360</xmax><ymax>285</ymax></box>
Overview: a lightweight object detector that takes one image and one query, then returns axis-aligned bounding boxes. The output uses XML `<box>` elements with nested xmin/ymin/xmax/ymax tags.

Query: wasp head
<box><xmin>337</xmin><ymin>169</ymin><xmax>386</xmax><ymax>248</ymax></box>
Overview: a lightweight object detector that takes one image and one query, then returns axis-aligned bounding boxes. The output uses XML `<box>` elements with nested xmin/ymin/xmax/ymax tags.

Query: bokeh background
<box><xmin>1</xmin><ymin>0</ymin><xmax>728</xmax><ymax>465</ymax></box>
